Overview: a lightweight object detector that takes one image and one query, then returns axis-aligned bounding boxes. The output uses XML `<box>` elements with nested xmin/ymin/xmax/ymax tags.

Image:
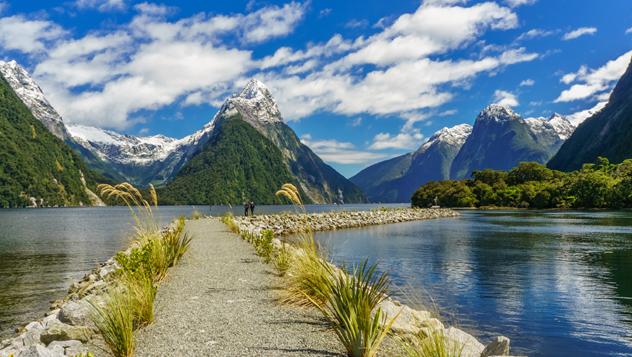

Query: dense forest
<box><xmin>160</xmin><ymin>114</ymin><xmax>308</xmax><ymax>205</ymax></box>
<box><xmin>411</xmin><ymin>158</ymin><xmax>632</xmax><ymax>209</ymax></box>
<box><xmin>0</xmin><ymin>76</ymin><xmax>98</xmax><ymax>208</ymax></box>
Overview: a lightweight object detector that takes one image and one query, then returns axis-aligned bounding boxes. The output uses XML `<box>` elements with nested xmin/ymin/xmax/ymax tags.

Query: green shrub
<box><xmin>255</xmin><ymin>230</ymin><xmax>275</xmax><ymax>263</ymax></box>
<box><xmin>190</xmin><ymin>209</ymin><xmax>203</xmax><ymax>220</ymax></box>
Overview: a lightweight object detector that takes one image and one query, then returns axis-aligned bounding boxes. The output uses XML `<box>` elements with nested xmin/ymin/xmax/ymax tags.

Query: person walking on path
<box><xmin>249</xmin><ymin>201</ymin><xmax>255</xmax><ymax>216</ymax></box>
<box><xmin>243</xmin><ymin>202</ymin><xmax>250</xmax><ymax>216</ymax></box>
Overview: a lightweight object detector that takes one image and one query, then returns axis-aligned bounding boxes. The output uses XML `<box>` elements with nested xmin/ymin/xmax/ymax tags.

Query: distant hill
<box><xmin>549</xmin><ymin>56</ymin><xmax>632</xmax><ymax>171</ymax></box>
<box><xmin>0</xmin><ymin>74</ymin><xmax>98</xmax><ymax>207</ymax></box>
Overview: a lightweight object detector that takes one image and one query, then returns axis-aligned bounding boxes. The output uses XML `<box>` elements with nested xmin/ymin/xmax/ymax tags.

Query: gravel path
<box><xmin>134</xmin><ymin>218</ymin><xmax>344</xmax><ymax>356</ymax></box>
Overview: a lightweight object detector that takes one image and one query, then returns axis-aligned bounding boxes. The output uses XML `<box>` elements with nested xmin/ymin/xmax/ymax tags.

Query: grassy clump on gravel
<box><xmin>230</xmin><ymin>183</ymin><xmax>400</xmax><ymax>357</ymax></box>
<box><xmin>91</xmin><ymin>183</ymin><xmax>192</xmax><ymax>357</ymax></box>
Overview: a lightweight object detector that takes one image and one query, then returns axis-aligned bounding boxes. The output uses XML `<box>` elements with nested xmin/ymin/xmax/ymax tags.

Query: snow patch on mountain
<box><xmin>222</xmin><ymin>79</ymin><xmax>283</xmax><ymax>126</ymax></box>
<box><xmin>0</xmin><ymin>60</ymin><xmax>70</xmax><ymax>140</ymax></box>
<box><xmin>476</xmin><ymin>104</ymin><xmax>521</xmax><ymax>123</ymax></box>
<box><xmin>416</xmin><ymin>124</ymin><xmax>472</xmax><ymax>155</ymax></box>
<box><xmin>525</xmin><ymin>113</ymin><xmax>575</xmax><ymax>140</ymax></box>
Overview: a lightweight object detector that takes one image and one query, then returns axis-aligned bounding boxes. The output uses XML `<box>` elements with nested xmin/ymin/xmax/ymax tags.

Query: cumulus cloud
<box><xmin>369</xmin><ymin>130</ymin><xmax>424</xmax><ymax>150</ymax></box>
<box><xmin>555</xmin><ymin>50</ymin><xmax>632</xmax><ymax>102</ymax></box>
<box><xmin>0</xmin><ymin>16</ymin><xmax>65</xmax><ymax>53</ymax></box>
<box><xmin>562</xmin><ymin>27</ymin><xmax>597</xmax><ymax>41</ymax></box>
<box><xmin>0</xmin><ymin>0</ymin><xmax>535</xmax><ymax>131</ymax></box>
<box><xmin>626</xmin><ymin>27</ymin><xmax>632</xmax><ymax>34</ymax></box>
<box><xmin>300</xmin><ymin>134</ymin><xmax>387</xmax><ymax>164</ymax></box>
<box><xmin>520</xmin><ymin>79</ymin><xmax>535</xmax><ymax>86</ymax></box>
<box><xmin>493</xmin><ymin>90</ymin><xmax>518</xmax><ymax>107</ymax></box>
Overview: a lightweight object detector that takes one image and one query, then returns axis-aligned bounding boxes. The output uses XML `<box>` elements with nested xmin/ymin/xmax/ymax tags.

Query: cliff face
<box><xmin>549</xmin><ymin>57</ymin><xmax>632</xmax><ymax>170</ymax></box>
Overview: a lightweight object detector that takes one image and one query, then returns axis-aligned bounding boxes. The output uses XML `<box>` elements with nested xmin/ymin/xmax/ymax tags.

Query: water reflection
<box><xmin>314</xmin><ymin>211</ymin><xmax>632</xmax><ymax>357</ymax></box>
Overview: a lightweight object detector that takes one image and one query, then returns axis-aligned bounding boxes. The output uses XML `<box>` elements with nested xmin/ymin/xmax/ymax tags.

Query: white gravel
<box><xmin>134</xmin><ymin>218</ymin><xmax>345</xmax><ymax>356</ymax></box>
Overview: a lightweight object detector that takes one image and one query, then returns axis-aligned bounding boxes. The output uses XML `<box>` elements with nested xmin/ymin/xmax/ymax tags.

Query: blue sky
<box><xmin>0</xmin><ymin>0</ymin><xmax>631</xmax><ymax>177</ymax></box>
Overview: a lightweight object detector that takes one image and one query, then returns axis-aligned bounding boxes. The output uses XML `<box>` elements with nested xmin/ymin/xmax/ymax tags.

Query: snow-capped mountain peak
<box><xmin>476</xmin><ymin>104</ymin><xmax>521</xmax><ymax>123</ymax></box>
<box><xmin>67</xmin><ymin>125</ymin><xmax>183</xmax><ymax>165</ymax></box>
<box><xmin>0</xmin><ymin>60</ymin><xmax>70</xmax><ymax>140</ymax></box>
<box><xmin>416</xmin><ymin>124</ymin><xmax>473</xmax><ymax>155</ymax></box>
<box><xmin>525</xmin><ymin>113</ymin><xmax>575</xmax><ymax>141</ymax></box>
<box><xmin>223</xmin><ymin>78</ymin><xmax>283</xmax><ymax>125</ymax></box>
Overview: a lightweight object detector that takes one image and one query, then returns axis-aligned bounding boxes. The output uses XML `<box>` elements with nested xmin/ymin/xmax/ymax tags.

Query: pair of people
<box><xmin>243</xmin><ymin>201</ymin><xmax>255</xmax><ymax>216</ymax></box>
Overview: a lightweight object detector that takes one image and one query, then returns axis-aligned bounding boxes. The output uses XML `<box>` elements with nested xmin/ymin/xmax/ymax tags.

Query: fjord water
<box><xmin>0</xmin><ymin>204</ymin><xmax>404</xmax><ymax>339</ymax></box>
<box><xmin>314</xmin><ymin>210</ymin><xmax>632</xmax><ymax>357</ymax></box>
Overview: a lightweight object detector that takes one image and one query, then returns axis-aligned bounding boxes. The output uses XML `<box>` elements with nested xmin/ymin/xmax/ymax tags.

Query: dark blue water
<box><xmin>314</xmin><ymin>210</ymin><xmax>632</xmax><ymax>357</ymax></box>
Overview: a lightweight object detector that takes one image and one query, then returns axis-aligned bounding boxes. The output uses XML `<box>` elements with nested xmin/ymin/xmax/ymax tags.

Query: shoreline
<box><xmin>1</xmin><ymin>208</ymin><xmax>513</xmax><ymax>357</ymax></box>
<box><xmin>228</xmin><ymin>208</ymin><xmax>514</xmax><ymax>357</ymax></box>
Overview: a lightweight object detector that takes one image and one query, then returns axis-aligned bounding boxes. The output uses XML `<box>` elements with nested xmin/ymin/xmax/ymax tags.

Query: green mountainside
<box><xmin>549</xmin><ymin>57</ymin><xmax>632</xmax><ymax>171</ymax></box>
<box><xmin>0</xmin><ymin>76</ymin><xmax>95</xmax><ymax>207</ymax></box>
<box><xmin>159</xmin><ymin>114</ymin><xmax>303</xmax><ymax>205</ymax></box>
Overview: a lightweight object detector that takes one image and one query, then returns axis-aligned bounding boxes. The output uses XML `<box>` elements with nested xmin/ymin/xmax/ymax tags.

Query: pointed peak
<box><xmin>222</xmin><ymin>78</ymin><xmax>283</xmax><ymax>124</ymax></box>
<box><xmin>237</xmin><ymin>78</ymin><xmax>271</xmax><ymax>100</ymax></box>
<box><xmin>476</xmin><ymin>104</ymin><xmax>520</xmax><ymax>123</ymax></box>
<box><xmin>416</xmin><ymin>124</ymin><xmax>472</xmax><ymax>154</ymax></box>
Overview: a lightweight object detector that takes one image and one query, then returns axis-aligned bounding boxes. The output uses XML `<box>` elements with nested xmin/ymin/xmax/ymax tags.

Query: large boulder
<box><xmin>40</xmin><ymin>322</ymin><xmax>92</xmax><ymax>345</ymax></box>
<box><xmin>443</xmin><ymin>327</ymin><xmax>485</xmax><ymax>357</ymax></box>
<box><xmin>377</xmin><ymin>299</ymin><xmax>435</xmax><ymax>335</ymax></box>
<box><xmin>59</xmin><ymin>300</ymin><xmax>94</xmax><ymax>327</ymax></box>
<box><xmin>481</xmin><ymin>336</ymin><xmax>511</xmax><ymax>356</ymax></box>
<box><xmin>11</xmin><ymin>345</ymin><xmax>63</xmax><ymax>357</ymax></box>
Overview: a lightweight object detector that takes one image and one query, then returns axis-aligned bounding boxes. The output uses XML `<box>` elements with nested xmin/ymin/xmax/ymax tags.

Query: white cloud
<box><xmin>516</xmin><ymin>28</ymin><xmax>554</xmax><ymax>41</ymax></box>
<box><xmin>504</xmin><ymin>0</ymin><xmax>536</xmax><ymax>7</ymax></box>
<box><xmin>301</xmin><ymin>134</ymin><xmax>387</xmax><ymax>164</ymax></box>
<box><xmin>75</xmin><ymin>0</ymin><xmax>126</xmax><ymax>12</ymax></box>
<box><xmin>562</xmin><ymin>27</ymin><xmax>597</xmax><ymax>41</ymax></box>
<box><xmin>520</xmin><ymin>79</ymin><xmax>535</xmax><ymax>86</ymax></box>
<box><xmin>0</xmin><ymin>16</ymin><xmax>65</xmax><ymax>53</ymax></box>
<box><xmin>369</xmin><ymin>130</ymin><xmax>424</xmax><ymax>150</ymax></box>
<box><xmin>555</xmin><ymin>50</ymin><xmax>632</xmax><ymax>102</ymax></box>
<box><xmin>493</xmin><ymin>90</ymin><xmax>518</xmax><ymax>107</ymax></box>
<box><xmin>2</xmin><ymin>0</ymin><xmax>534</xmax><ymax>131</ymax></box>
<box><xmin>626</xmin><ymin>27</ymin><xmax>632</xmax><ymax>34</ymax></box>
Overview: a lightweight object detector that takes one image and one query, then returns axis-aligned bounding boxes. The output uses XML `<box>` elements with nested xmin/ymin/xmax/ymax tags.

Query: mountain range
<box><xmin>352</xmin><ymin>105</ymin><xmax>575</xmax><ymax>203</ymax></box>
<box><xmin>0</xmin><ymin>60</ymin><xmax>365</xmax><ymax>205</ymax></box>
<box><xmin>2</xmin><ymin>54</ymin><xmax>631</xmax><ymax>207</ymax></box>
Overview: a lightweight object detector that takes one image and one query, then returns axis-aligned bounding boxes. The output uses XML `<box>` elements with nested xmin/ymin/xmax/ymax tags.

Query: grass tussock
<box><xmin>221</xmin><ymin>211</ymin><xmax>240</xmax><ymax>233</ymax></box>
<box><xmin>190</xmin><ymin>209</ymin><xmax>204</xmax><ymax>220</ymax></box>
<box><xmin>90</xmin><ymin>290</ymin><xmax>134</xmax><ymax>357</ymax></box>
<box><xmin>272</xmin><ymin>243</ymin><xmax>292</xmax><ymax>276</ymax></box>
<box><xmin>92</xmin><ymin>183</ymin><xmax>191</xmax><ymax>357</ymax></box>
<box><xmin>306</xmin><ymin>260</ymin><xmax>396</xmax><ymax>357</ymax></box>
<box><xmin>400</xmin><ymin>331</ymin><xmax>464</xmax><ymax>357</ymax></box>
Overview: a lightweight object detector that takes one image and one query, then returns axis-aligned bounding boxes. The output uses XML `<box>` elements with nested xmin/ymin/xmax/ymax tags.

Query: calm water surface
<box><xmin>314</xmin><ymin>210</ymin><xmax>632</xmax><ymax>357</ymax></box>
<box><xmin>0</xmin><ymin>204</ymin><xmax>404</xmax><ymax>339</ymax></box>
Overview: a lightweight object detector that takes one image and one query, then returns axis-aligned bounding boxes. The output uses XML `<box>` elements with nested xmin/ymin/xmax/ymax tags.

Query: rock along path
<box><xmin>134</xmin><ymin>218</ymin><xmax>344</xmax><ymax>357</ymax></box>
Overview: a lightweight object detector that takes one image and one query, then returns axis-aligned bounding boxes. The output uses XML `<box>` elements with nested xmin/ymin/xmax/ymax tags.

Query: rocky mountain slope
<box><xmin>450</xmin><ymin>105</ymin><xmax>572</xmax><ymax>179</ymax></box>
<box><xmin>352</xmin><ymin>105</ymin><xmax>574</xmax><ymax>203</ymax></box>
<box><xmin>549</xmin><ymin>57</ymin><xmax>632</xmax><ymax>171</ymax></box>
<box><xmin>0</xmin><ymin>73</ymin><xmax>98</xmax><ymax>207</ymax></box>
<box><xmin>351</xmin><ymin>124</ymin><xmax>472</xmax><ymax>202</ymax></box>
<box><xmin>161</xmin><ymin>79</ymin><xmax>366</xmax><ymax>204</ymax></box>
<box><xmin>0</xmin><ymin>60</ymin><xmax>70</xmax><ymax>141</ymax></box>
